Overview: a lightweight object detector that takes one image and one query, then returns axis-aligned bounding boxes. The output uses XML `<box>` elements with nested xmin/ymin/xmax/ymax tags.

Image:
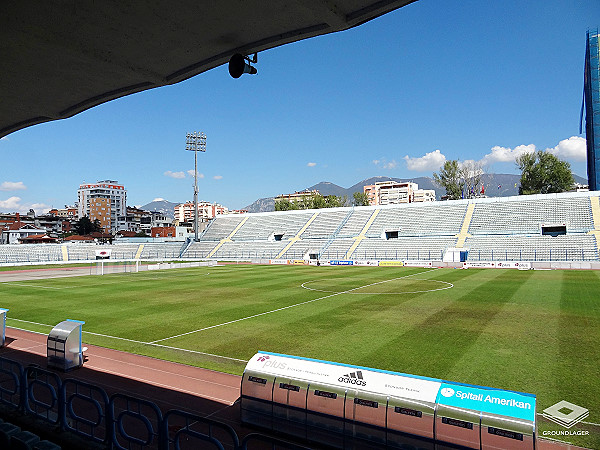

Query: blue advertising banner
<box><xmin>436</xmin><ymin>383</ymin><xmax>536</xmax><ymax>422</ymax></box>
<box><xmin>329</xmin><ymin>260</ymin><xmax>353</xmax><ymax>265</ymax></box>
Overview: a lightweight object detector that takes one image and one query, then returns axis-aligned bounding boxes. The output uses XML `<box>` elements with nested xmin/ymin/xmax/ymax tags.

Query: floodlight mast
<box><xmin>185</xmin><ymin>132</ymin><xmax>206</xmax><ymax>241</ymax></box>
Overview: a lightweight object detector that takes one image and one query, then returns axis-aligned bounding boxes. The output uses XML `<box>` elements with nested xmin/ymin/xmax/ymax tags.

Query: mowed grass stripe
<box><xmin>358</xmin><ymin>269</ymin><xmax>532</xmax><ymax>377</ymax></box>
<box><xmin>1</xmin><ymin>264</ymin><xmax>598</xmax><ymax>448</ymax></box>
<box><xmin>168</xmin><ymin>268</ymin><xmax>457</xmax><ymax>362</ymax></box>
<box><xmin>558</xmin><ymin>270</ymin><xmax>600</xmax><ymax>419</ymax></box>
<box><xmin>445</xmin><ymin>270</ymin><xmax>563</xmax><ymax>398</ymax></box>
<box><xmin>153</xmin><ymin>268</ymin><xmax>439</xmax><ymax>344</ymax></box>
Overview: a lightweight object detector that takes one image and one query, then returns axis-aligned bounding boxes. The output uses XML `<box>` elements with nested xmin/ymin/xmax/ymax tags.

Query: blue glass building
<box><xmin>584</xmin><ymin>29</ymin><xmax>600</xmax><ymax>190</ymax></box>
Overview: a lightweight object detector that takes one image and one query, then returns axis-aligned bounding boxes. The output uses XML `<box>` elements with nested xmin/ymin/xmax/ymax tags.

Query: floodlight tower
<box><xmin>185</xmin><ymin>132</ymin><xmax>206</xmax><ymax>241</ymax></box>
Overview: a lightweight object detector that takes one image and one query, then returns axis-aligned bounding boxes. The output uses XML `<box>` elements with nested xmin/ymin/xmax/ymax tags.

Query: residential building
<box><xmin>363</xmin><ymin>181</ymin><xmax>436</xmax><ymax>206</ymax></box>
<box><xmin>584</xmin><ymin>28</ymin><xmax>600</xmax><ymax>190</ymax></box>
<box><xmin>48</xmin><ymin>206</ymin><xmax>78</xmax><ymax>220</ymax></box>
<box><xmin>174</xmin><ymin>201</ymin><xmax>228</xmax><ymax>223</ymax></box>
<box><xmin>275</xmin><ymin>190</ymin><xmax>320</xmax><ymax>203</ymax></box>
<box><xmin>1</xmin><ymin>223</ymin><xmax>47</xmax><ymax>244</ymax></box>
<box><xmin>151</xmin><ymin>226</ymin><xmax>176</xmax><ymax>238</ymax></box>
<box><xmin>77</xmin><ymin>180</ymin><xmax>127</xmax><ymax>234</ymax></box>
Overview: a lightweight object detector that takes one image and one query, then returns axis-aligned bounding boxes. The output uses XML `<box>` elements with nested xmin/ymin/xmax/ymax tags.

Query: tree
<box><xmin>433</xmin><ymin>160</ymin><xmax>464</xmax><ymax>200</ymax></box>
<box><xmin>460</xmin><ymin>160</ymin><xmax>484</xmax><ymax>198</ymax></box>
<box><xmin>433</xmin><ymin>160</ymin><xmax>486</xmax><ymax>199</ymax></box>
<box><xmin>274</xmin><ymin>193</ymin><xmax>347</xmax><ymax>211</ymax></box>
<box><xmin>353</xmin><ymin>191</ymin><xmax>370</xmax><ymax>206</ymax></box>
<box><xmin>516</xmin><ymin>151</ymin><xmax>574</xmax><ymax>195</ymax></box>
<box><xmin>73</xmin><ymin>216</ymin><xmax>102</xmax><ymax>235</ymax></box>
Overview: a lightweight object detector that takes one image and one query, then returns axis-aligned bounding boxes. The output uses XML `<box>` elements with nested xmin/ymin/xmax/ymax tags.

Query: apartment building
<box><xmin>77</xmin><ymin>180</ymin><xmax>127</xmax><ymax>234</ymax></box>
<box><xmin>174</xmin><ymin>201</ymin><xmax>228</xmax><ymax>223</ymax></box>
<box><xmin>364</xmin><ymin>181</ymin><xmax>436</xmax><ymax>206</ymax></box>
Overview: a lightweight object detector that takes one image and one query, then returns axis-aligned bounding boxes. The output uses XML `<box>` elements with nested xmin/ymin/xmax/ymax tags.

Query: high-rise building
<box><xmin>77</xmin><ymin>180</ymin><xmax>127</xmax><ymax>234</ymax></box>
<box><xmin>584</xmin><ymin>29</ymin><xmax>600</xmax><ymax>190</ymax></box>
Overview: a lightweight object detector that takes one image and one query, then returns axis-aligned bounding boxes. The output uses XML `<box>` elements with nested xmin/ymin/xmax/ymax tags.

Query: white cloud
<box><xmin>164</xmin><ymin>170</ymin><xmax>186</xmax><ymax>179</ymax></box>
<box><xmin>481</xmin><ymin>144</ymin><xmax>536</xmax><ymax>166</ymax></box>
<box><xmin>403</xmin><ymin>149</ymin><xmax>446</xmax><ymax>172</ymax></box>
<box><xmin>152</xmin><ymin>197</ymin><xmax>165</xmax><ymax>202</ymax></box>
<box><xmin>547</xmin><ymin>136</ymin><xmax>587</xmax><ymax>162</ymax></box>
<box><xmin>29</xmin><ymin>203</ymin><xmax>51</xmax><ymax>215</ymax></box>
<box><xmin>187</xmin><ymin>170</ymin><xmax>205</xmax><ymax>178</ymax></box>
<box><xmin>373</xmin><ymin>158</ymin><xmax>398</xmax><ymax>170</ymax></box>
<box><xmin>307</xmin><ymin>162</ymin><xmax>317</xmax><ymax>167</ymax></box>
<box><xmin>0</xmin><ymin>197</ymin><xmax>50</xmax><ymax>214</ymax></box>
<box><xmin>0</xmin><ymin>181</ymin><xmax>26</xmax><ymax>191</ymax></box>
<box><xmin>0</xmin><ymin>196</ymin><xmax>21</xmax><ymax>210</ymax></box>
<box><xmin>481</xmin><ymin>136</ymin><xmax>587</xmax><ymax>166</ymax></box>
<box><xmin>213</xmin><ymin>175</ymin><xmax>223</xmax><ymax>180</ymax></box>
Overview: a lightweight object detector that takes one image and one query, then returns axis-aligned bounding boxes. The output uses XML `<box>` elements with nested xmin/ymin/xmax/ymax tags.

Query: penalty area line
<box><xmin>150</xmin><ymin>268</ymin><xmax>440</xmax><ymax>344</ymax></box>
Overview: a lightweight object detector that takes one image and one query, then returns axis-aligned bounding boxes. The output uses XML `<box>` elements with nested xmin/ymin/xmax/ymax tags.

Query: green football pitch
<box><xmin>1</xmin><ymin>264</ymin><xmax>598</xmax><ymax>447</ymax></box>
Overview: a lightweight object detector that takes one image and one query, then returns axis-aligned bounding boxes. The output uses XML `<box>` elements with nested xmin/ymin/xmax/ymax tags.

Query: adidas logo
<box><xmin>344</xmin><ymin>371</ymin><xmax>363</xmax><ymax>380</ymax></box>
<box><xmin>338</xmin><ymin>370</ymin><xmax>366</xmax><ymax>386</ymax></box>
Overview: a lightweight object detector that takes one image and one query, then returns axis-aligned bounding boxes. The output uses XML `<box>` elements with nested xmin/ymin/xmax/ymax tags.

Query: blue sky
<box><xmin>1</xmin><ymin>0</ymin><xmax>598</xmax><ymax>213</ymax></box>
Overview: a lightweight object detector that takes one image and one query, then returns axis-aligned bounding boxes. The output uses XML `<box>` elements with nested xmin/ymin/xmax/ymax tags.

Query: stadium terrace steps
<box><xmin>468</xmin><ymin>196</ymin><xmax>594</xmax><ymax>235</ymax></box>
<box><xmin>455</xmin><ymin>203</ymin><xmax>475</xmax><ymax>248</ymax></box>
<box><xmin>464</xmin><ymin>235</ymin><xmax>599</xmax><ymax>261</ymax></box>
<box><xmin>1</xmin><ymin>192</ymin><xmax>599</xmax><ymax>264</ymax></box>
<box><xmin>589</xmin><ymin>195</ymin><xmax>600</xmax><ymax>254</ymax></box>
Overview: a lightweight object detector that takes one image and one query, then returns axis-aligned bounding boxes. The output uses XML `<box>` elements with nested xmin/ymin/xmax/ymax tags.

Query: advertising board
<box><xmin>95</xmin><ymin>249</ymin><xmax>111</xmax><ymax>259</ymax></box>
<box><xmin>464</xmin><ymin>261</ymin><xmax>496</xmax><ymax>269</ymax></box>
<box><xmin>353</xmin><ymin>260</ymin><xmax>379</xmax><ymax>266</ymax></box>
<box><xmin>245</xmin><ymin>352</ymin><xmax>441</xmax><ymax>403</ymax></box>
<box><xmin>330</xmin><ymin>260</ymin><xmax>353</xmax><ymax>266</ymax></box>
<box><xmin>436</xmin><ymin>382</ymin><xmax>536</xmax><ymax>422</ymax></box>
<box><xmin>403</xmin><ymin>260</ymin><xmax>433</xmax><ymax>267</ymax></box>
<box><xmin>269</xmin><ymin>259</ymin><xmax>288</xmax><ymax>265</ymax></box>
<box><xmin>496</xmin><ymin>261</ymin><xmax>532</xmax><ymax>270</ymax></box>
<box><xmin>378</xmin><ymin>260</ymin><xmax>404</xmax><ymax>267</ymax></box>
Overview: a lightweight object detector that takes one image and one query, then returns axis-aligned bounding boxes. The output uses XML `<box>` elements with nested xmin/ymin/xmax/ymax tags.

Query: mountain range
<box><xmin>140</xmin><ymin>199</ymin><xmax>178</xmax><ymax>219</ymax></box>
<box><xmin>242</xmin><ymin>173</ymin><xmax>587</xmax><ymax>213</ymax></box>
<box><xmin>141</xmin><ymin>173</ymin><xmax>588</xmax><ymax>215</ymax></box>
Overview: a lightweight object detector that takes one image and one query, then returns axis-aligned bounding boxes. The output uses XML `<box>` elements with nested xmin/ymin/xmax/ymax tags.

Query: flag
<box><xmin>497</xmin><ymin>184</ymin><xmax>501</xmax><ymax>189</ymax></box>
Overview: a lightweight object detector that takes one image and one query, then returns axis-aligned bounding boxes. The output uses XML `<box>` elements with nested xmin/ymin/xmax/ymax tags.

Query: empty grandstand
<box><xmin>185</xmin><ymin>191</ymin><xmax>600</xmax><ymax>262</ymax></box>
<box><xmin>1</xmin><ymin>191</ymin><xmax>599</xmax><ymax>264</ymax></box>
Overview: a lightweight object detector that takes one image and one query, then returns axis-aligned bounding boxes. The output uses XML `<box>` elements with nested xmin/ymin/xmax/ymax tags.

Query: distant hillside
<box><xmin>243</xmin><ymin>197</ymin><xmax>275</xmax><ymax>213</ymax></box>
<box><xmin>243</xmin><ymin>173</ymin><xmax>588</xmax><ymax>213</ymax></box>
<box><xmin>140</xmin><ymin>200</ymin><xmax>178</xmax><ymax>219</ymax></box>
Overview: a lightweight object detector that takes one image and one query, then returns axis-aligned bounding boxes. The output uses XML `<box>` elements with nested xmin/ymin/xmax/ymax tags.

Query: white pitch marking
<box><xmin>535</xmin><ymin>413</ymin><xmax>600</xmax><ymax>427</ymax></box>
<box><xmin>150</xmin><ymin>268</ymin><xmax>440</xmax><ymax>344</ymax></box>
<box><xmin>8</xmin><ymin>318</ymin><xmax>53</xmax><ymax>328</ymax></box>
<box><xmin>1</xmin><ymin>283</ymin><xmax>77</xmax><ymax>289</ymax></box>
<box><xmin>6</xmin><ymin>322</ymin><xmax>246</xmax><ymax>363</ymax></box>
<box><xmin>300</xmin><ymin>278</ymin><xmax>453</xmax><ymax>294</ymax></box>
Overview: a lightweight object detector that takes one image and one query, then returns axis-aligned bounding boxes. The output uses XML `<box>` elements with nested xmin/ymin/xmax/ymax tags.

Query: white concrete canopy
<box><xmin>0</xmin><ymin>0</ymin><xmax>415</xmax><ymax>138</ymax></box>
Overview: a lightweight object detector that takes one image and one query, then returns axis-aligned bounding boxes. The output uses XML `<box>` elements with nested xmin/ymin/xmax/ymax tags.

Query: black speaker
<box><xmin>229</xmin><ymin>53</ymin><xmax>257</xmax><ymax>78</ymax></box>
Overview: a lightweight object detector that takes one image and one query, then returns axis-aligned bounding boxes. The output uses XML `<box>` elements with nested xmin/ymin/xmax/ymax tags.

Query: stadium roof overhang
<box><xmin>0</xmin><ymin>0</ymin><xmax>416</xmax><ymax>139</ymax></box>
